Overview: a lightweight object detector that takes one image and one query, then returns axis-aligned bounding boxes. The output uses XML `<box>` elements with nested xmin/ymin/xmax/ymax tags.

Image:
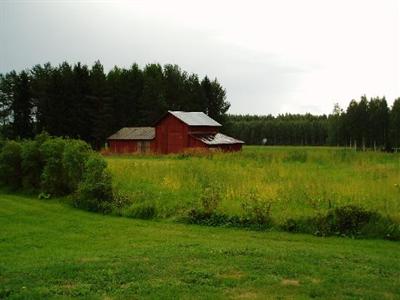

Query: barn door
<box><xmin>138</xmin><ymin>141</ymin><xmax>150</xmax><ymax>153</ymax></box>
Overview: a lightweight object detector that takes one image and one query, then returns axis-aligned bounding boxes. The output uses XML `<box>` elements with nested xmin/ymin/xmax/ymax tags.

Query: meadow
<box><xmin>1</xmin><ymin>146</ymin><xmax>400</xmax><ymax>299</ymax></box>
<box><xmin>1</xmin><ymin>194</ymin><xmax>399</xmax><ymax>299</ymax></box>
<box><xmin>107</xmin><ymin>146</ymin><xmax>400</xmax><ymax>224</ymax></box>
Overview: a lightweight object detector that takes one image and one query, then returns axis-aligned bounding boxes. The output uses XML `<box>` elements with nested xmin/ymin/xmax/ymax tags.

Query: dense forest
<box><xmin>0</xmin><ymin>61</ymin><xmax>229</xmax><ymax>148</ymax></box>
<box><xmin>226</xmin><ymin>96</ymin><xmax>400</xmax><ymax>150</ymax></box>
<box><xmin>0</xmin><ymin>61</ymin><xmax>399</xmax><ymax>150</ymax></box>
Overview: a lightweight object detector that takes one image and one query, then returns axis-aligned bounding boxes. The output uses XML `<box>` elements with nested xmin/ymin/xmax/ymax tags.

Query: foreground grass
<box><xmin>1</xmin><ymin>194</ymin><xmax>400</xmax><ymax>299</ymax></box>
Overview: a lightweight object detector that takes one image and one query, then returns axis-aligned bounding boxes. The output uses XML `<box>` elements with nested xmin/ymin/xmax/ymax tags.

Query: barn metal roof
<box><xmin>107</xmin><ymin>127</ymin><xmax>155</xmax><ymax>140</ymax></box>
<box><xmin>191</xmin><ymin>133</ymin><xmax>244</xmax><ymax>145</ymax></box>
<box><xmin>169</xmin><ymin>111</ymin><xmax>222</xmax><ymax>127</ymax></box>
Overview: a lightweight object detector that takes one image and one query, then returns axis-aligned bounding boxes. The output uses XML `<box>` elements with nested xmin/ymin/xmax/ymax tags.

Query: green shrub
<box><xmin>187</xmin><ymin>209</ymin><xmax>236</xmax><ymax>226</ymax></box>
<box><xmin>0</xmin><ymin>141</ymin><xmax>22</xmax><ymax>189</ymax></box>
<box><xmin>112</xmin><ymin>190</ymin><xmax>133</xmax><ymax>216</ymax></box>
<box><xmin>359</xmin><ymin>214</ymin><xmax>400</xmax><ymax>241</ymax></box>
<box><xmin>34</xmin><ymin>132</ymin><xmax>51</xmax><ymax>144</ymax></box>
<box><xmin>200</xmin><ymin>185</ymin><xmax>221</xmax><ymax>215</ymax></box>
<box><xmin>126</xmin><ymin>202</ymin><xmax>157</xmax><ymax>219</ymax></box>
<box><xmin>62</xmin><ymin>139</ymin><xmax>91</xmax><ymax>192</ymax></box>
<box><xmin>73</xmin><ymin>153</ymin><xmax>113</xmax><ymax>213</ymax></box>
<box><xmin>281</xmin><ymin>218</ymin><xmax>311</xmax><ymax>233</ymax></box>
<box><xmin>21</xmin><ymin>140</ymin><xmax>43</xmax><ymax>191</ymax></box>
<box><xmin>241</xmin><ymin>191</ymin><xmax>273</xmax><ymax>226</ymax></box>
<box><xmin>328</xmin><ymin>205</ymin><xmax>376</xmax><ymax>236</ymax></box>
<box><xmin>185</xmin><ymin>209</ymin><xmax>271</xmax><ymax>230</ymax></box>
<box><xmin>40</xmin><ymin>137</ymin><xmax>68</xmax><ymax>195</ymax></box>
<box><xmin>281</xmin><ymin>205</ymin><xmax>400</xmax><ymax>240</ymax></box>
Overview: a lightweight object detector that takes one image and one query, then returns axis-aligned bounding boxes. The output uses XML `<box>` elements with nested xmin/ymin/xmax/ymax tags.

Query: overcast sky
<box><xmin>0</xmin><ymin>0</ymin><xmax>399</xmax><ymax>115</ymax></box>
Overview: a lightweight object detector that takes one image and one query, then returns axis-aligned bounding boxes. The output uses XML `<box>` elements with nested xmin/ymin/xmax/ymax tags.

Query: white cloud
<box><xmin>0</xmin><ymin>0</ymin><xmax>399</xmax><ymax>114</ymax></box>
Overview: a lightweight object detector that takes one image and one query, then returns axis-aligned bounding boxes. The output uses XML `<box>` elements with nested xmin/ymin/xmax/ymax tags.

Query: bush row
<box><xmin>184</xmin><ymin>186</ymin><xmax>400</xmax><ymax>240</ymax></box>
<box><xmin>0</xmin><ymin>134</ymin><xmax>113</xmax><ymax>213</ymax></box>
<box><xmin>185</xmin><ymin>186</ymin><xmax>274</xmax><ymax>230</ymax></box>
<box><xmin>282</xmin><ymin>205</ymin><xmax>400</xmax><ymax>240</ymax></box>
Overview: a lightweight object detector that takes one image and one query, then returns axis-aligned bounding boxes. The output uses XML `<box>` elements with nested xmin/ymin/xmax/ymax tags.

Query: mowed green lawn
<box><xmin>1</xmin><ymin>194</ymin><xmax>400</xmax><ymax>299</ymax></box>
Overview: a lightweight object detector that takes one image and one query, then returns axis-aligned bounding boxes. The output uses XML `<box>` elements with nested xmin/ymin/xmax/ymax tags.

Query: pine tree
<box><xmin>368</xmin><ymin>97</ymin><xmax>389</xmax><ymax>150</ymax></box>
<box><xmin>139</xmin><ymin>64</ymin><xmax>167</xmax><ymax>125</ymax></box>
<box><xmin>390</xmin><ymin>98</ymin><xmax>400</xmax><ymax>148</ymax></box>
<box><xmin>201</xmin><ymin>77</ymin><xmax>230</xmax><ymax>125</ymax></box>
<box><xmin>0</xmin><ymin>73</ymin><xmax>13</xmax><ymax>137</ymax></box>
<box><xmin>11</xmin><ymin>71</ymin><xmax>34</xmax><ymax>138</ymax></box>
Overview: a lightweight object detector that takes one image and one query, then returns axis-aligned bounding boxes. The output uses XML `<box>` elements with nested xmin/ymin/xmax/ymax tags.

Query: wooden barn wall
<box><xmin>108</xmin><ymin>140</ymin><xmax>156</xmax><ymax>154</ymax></box>
<box><xmin>108</xmin><ymin>140</ymin><xmax>138</xmax><ymax>153</ymax></box>
<box><xmin>155</xmin><ymin>115</ymin><xmax>189</xmax><ymax>154</ymax></box>
<box><xmin>188</xmin><ymin>136</ymin><xmax>207</xmax><ymax>148</ymax></box>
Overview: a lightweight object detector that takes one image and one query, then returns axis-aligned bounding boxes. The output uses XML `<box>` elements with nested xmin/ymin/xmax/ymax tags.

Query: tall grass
<box><xmin>107</xmin><ymin>146</ymin><xmax>400</xmax><ymax>223</ymax></box>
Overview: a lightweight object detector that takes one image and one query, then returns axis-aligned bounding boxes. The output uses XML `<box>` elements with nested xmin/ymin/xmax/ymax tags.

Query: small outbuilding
<box><xmin>107</xmin><ymin>111</ymin><xmax>244</xmax><ymax>154</ymax></box>
<box><xmin>107</xmin><ymin>127</ymin><xmax>155</xmax><ymax>153</ymax></box>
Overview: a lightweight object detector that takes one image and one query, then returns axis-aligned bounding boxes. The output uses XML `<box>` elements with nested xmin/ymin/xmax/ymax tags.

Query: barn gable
<box><xmin>159</xmin><ymin>111</ymin><xmax>222</xmax><ymax>127</ymax></box>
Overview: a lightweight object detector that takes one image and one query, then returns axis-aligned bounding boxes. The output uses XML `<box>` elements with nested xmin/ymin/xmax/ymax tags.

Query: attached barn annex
<box><xmin>107</xmin><ymin>127</ymin><xmax>155</xmax><ymax>154</ymax></box>
<box><xmin>107</xmin><ymin>111</ymin><xmax>244</xmax><ymax>154</ymax></box>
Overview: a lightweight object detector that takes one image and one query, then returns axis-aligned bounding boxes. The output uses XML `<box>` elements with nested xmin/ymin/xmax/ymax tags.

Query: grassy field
<box><xmin>107</xmin><ymin>146</ymin><xmax>400</xmax><ymax>223</ymax></box>
<box><xmin>1</xmin><ymin>193</ymin><xmax>400</xmax><ymax>299</ymax></box>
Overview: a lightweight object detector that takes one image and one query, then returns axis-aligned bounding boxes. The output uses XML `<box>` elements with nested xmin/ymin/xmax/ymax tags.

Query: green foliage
<box><xmin>1</xmin><ymin>61</ymin><xmax>230</xmax><ymax>146</ymax></box>
<box><xmin>325</xmin><ymin>205</ymin><xmax>376</xmax><ymax>236</ymax></box>
<box><xmin>282</xmin><ymin>205</ymin><xmax>400</xmax><ymax>240</ymax></box>
<box><xmin>62</xmin><ymin>139</ymin><xmax>91</xmax><ymax>192</ymax></box>
<box><xmin>187</xmin><ymin>189</ymin><xmax>274</xmax><ymax>229</ymax></box>
<box><xmin>21</xmin><ymin>140</ymin><xmax>43</xmax><ymax>191</ymax></box>
<box><xmin>126</xmin><ymin>202</ymin><xmax>157</xmax><ymax>219</ymax></box>
<box><xmin>0</xmin><ymin>141</ymin><xmax>22</xmax><ymax>189</ymax></box>
<box><xmin>186</xmin><ymin>210</ymin><xmax>242</xmax><ymax>227</ymax></box>
<box><xmin>112</xmin><ymin>190</ymin><xmax>133</xmax><ymax>214</ymax></box>
<box><xmin>73</xmin><ymin>153</ymin><xmax>113</xmax><ymax>213</ymax></box>
<box><xmin>0</xmin><ymin>135</ymin><xmax>116</xmax><ymax>215</ymax></box>
<box><xmin>200</xmin><ymin>185</ymin><xmax>221</xmax><ymax>215</ymax></box>
<box><xmin>390</xmin><ymin>98</ymin><xmax>400</xmax><ymax>148</ymax></box>
<box><xmin>109</xmin><ymin>146</ymin><xmax>400</xmax><ymax>240</ymax></box>
<box><xmin>0</xmin><ymin>137</ymin><xmax>5</xmax><ymax>150</ymax></box>
<box><xmin>241</xmin><ymin>191</ymin><xmax>273</xmax><ymax>226</ymax></box>
<box><xmin>227</xmin><ymin>95</ymin><xmax>397</xmax><ymax>149</ymax></box>
<box><xmin>40</xmin><ymin>137</ymin><xmax>68</xmax><ymax>195</ymax></box>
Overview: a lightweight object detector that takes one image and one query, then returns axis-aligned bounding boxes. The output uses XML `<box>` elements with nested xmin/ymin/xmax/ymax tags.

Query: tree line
<box><xmin>226</xmin><ymin>95</ymin><xmax>400</xmax><ymax>150</ymax></box>
<box><xmin>1</xmin><ymin>61</ymin><xmax>399</xmax><ymax>150</ymax></box>
<box><xmin>0</xmin><ymin>61</ymin><xmax>230</xmax><ymax>148</ymax></box>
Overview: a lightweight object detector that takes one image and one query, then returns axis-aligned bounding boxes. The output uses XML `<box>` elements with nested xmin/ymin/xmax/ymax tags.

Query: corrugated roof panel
<box><xmin>107</xmin><ymin>127</ymin><xmax>155</xmax><ymax>140</ymax></box>
<box><xmin>191</xmin><ymin>133</ymin><xmax>244</xmax><ymax>145</ymax></box>
<box><xmin>169</xmin><ymin>111</ymin><xmax>222</xmax><ymax>126</ymax></box>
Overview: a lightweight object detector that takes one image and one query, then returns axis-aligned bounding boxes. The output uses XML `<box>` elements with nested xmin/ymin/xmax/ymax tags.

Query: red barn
<box><xmin>107</xmin><ymin>111</ymin><xmax>244</xmax><ymax>154</ymax></box>
<box><xmin>107</xmin><ymin>127</ymin><xmax>155</xmax><ymax>154</ymax></box>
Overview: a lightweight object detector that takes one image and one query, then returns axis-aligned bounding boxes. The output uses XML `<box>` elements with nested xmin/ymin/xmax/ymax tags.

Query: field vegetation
<box><xmin>1</xmin><ymin>136</ymin><xmax>398</xmax><ymax>240</ymax></box>
<box><xmin>108</xmin><ymin>146</ymin><xmax>400</xmax><ymax>239</ymax></box>
<box><xmin>1</xmin><ymin>143</ymin><xmax>399</xmax><ymax>298</ymax></box>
